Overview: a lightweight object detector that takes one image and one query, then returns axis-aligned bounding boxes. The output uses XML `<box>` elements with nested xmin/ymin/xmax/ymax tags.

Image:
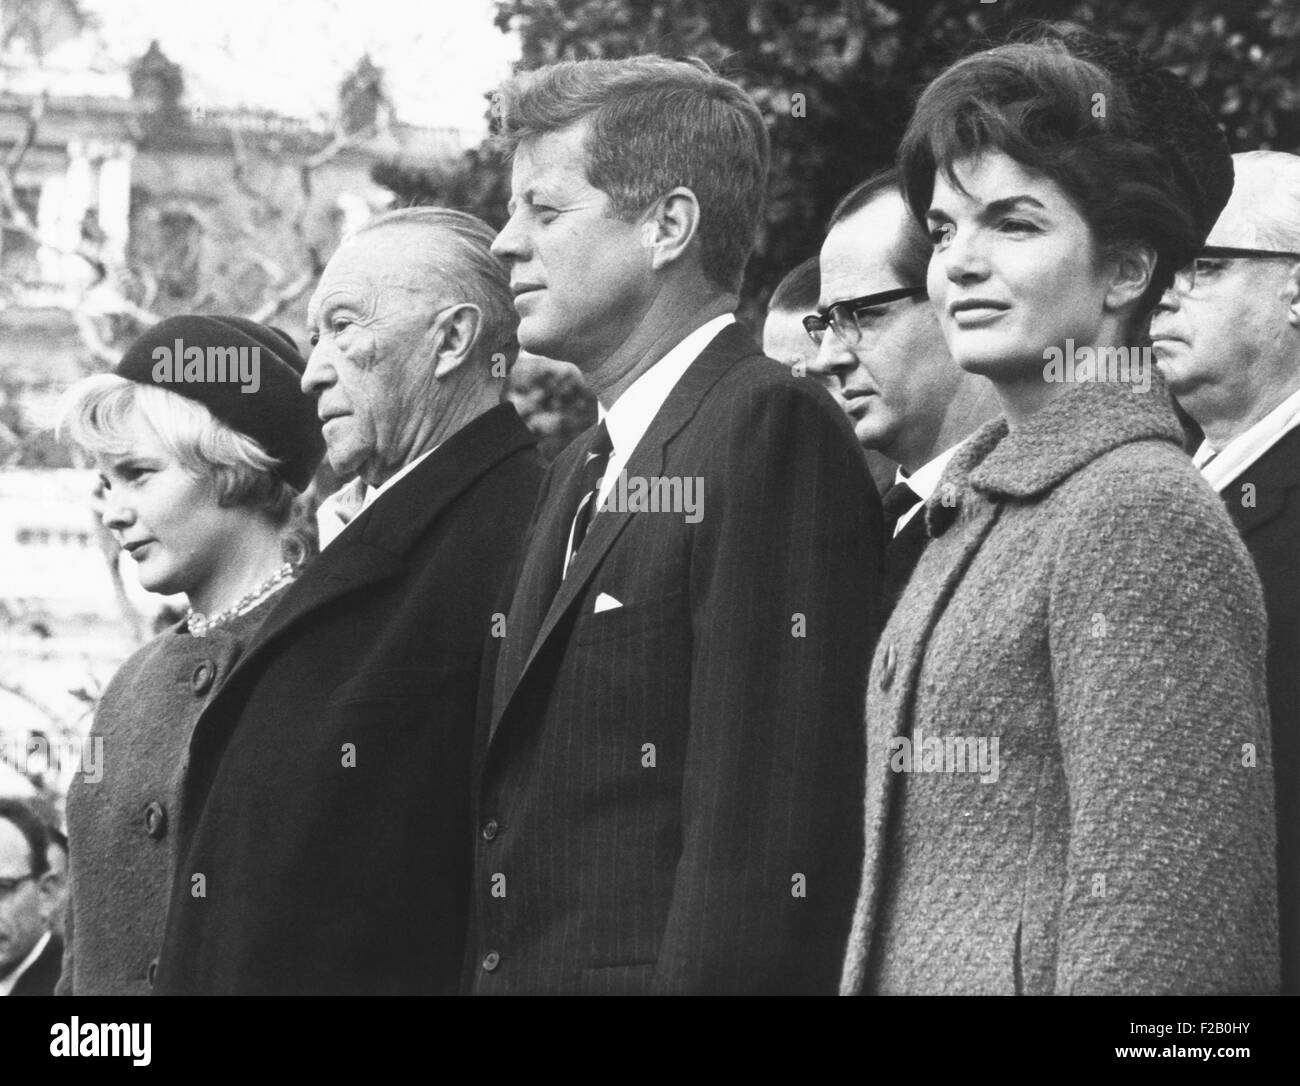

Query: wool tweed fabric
<box><xmin>840</xmin><ymin>375</ymin><xmax>1280</xmax><ymax>995</ymax></box>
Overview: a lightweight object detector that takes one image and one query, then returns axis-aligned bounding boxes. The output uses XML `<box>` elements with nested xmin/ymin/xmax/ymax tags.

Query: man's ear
<box><xmin>1283</xmin><ymin>261</ymin><xmax>1300</xmax><ymax>329</ymax></box>
<box><xmin>641</xmin><ymin>187</ymin><xmax>701</xmax><ymax>272</ymax></box>
<box><xmin>1104</xmin><ymin>242</ymin><xmax>1158</xmax><ymax>312</ymax></box>
<box><xmin>431</xmin><ymin>303</ymin><xmax>482</xmax><ymax>379</ymax></box>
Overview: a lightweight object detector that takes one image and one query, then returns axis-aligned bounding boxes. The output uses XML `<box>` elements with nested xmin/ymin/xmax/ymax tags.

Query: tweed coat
<box><xmin>1220</xmin><ymin>425</ymin><xmax>1300</xmax><ymax>993</ymax></box>
<box><xmin>470</xmin><ymin>323</ymin><xmax>882</xmax><ymax>995</ymax></box>
<box><xmin>154</xmin><ymin>403</ymin><xmax>541</xmax><ymax>995</ymax></box>
<box><xmin>840</xmin><ymin>376</ymin><xmax>1280</xmax><ymax>996</ymax></box>
<box><xmin>57</xmin><ymin>603</ymin><xmax>266</xmax><ymax>995</ymax></box>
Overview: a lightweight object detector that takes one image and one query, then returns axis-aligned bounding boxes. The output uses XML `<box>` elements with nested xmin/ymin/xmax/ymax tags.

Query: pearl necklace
<box><xmin>187</xmin><ymin>562</ymin><xmax>295</xmax><ymax>638</ymax></box>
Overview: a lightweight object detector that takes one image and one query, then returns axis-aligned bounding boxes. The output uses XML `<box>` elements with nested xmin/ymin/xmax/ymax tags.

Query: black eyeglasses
<box><xmin>1172</xmin><ymin>246</ymin><xmax>1300</xmax><ymax>295</ymax></box>
<box><xmin>0</xmin><ymin>873</ymin><xmax>36</xmax><ymax>899</ymax></box>
<box><xmin>803</xmin><ymin>286</ymin><xmax>927</xmax><ymax>348</ymax></box>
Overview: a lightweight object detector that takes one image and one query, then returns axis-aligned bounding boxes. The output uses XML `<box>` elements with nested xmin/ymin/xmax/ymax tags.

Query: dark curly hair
<box><xmin>898</xmin><ymin>26</ymin><xmax>1233</xmax><ymax>320</ymax></box>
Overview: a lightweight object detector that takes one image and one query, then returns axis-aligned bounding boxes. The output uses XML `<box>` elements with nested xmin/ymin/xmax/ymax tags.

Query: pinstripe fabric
<box><xmin>470</xmin><ymin>323</ymin><xmax>884</xmax><ymax>995</ymax></box>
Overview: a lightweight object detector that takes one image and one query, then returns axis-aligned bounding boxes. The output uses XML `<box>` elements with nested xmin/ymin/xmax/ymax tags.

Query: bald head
<box><xmin>1207</xmin><ymin>151</ymin><xmax>1300</xmax><ymax>251</ymax></box>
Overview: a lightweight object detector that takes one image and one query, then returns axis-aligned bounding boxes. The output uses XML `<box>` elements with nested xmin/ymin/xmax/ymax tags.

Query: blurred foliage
<box><xmin>376</xmin><ymin>0</ymin><xmax>1300</xmax><ymax>322</ymax></box>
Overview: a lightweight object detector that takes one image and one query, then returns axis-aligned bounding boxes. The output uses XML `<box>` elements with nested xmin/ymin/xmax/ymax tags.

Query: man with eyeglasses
<box><xmin>0</xmin><ymin>798</ymin><xmax>61</xmax><ymax>996</ymax></box>
<box><xmin>807</xmin><ymin>170</ymin><xmax>999</xmax><ymax>615</ymax></box>
<box><xmin>1152</xmin><ymin>149</ymin><xmax>1300</xmax><ymax>995</ymax></box>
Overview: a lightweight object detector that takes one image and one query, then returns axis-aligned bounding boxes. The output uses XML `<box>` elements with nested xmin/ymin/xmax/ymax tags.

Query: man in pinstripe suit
<box><xmin>469</xmin><ymin>55</ymin><xmax>883</xmax><ymax>995</ymax></box>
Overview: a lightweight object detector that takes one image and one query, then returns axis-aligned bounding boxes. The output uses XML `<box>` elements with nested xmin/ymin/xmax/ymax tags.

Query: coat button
<box><xmin>482</xmin><ymin>819</ymin><xmax>499</xmax><ymax>841</ymax></box>
<box><xmin>143</xmin><ymin>801</ymin><xmax>167</xmax><ymax>840</ymax></box>
<box><xmin>482</xmin><ymin>951</ymin><xmax>501</xmax><ymax>972</ymax></box>
<box><xmin>147</xmin><ymin>957</ymin><xmax>158</xmax><ymax>988</ymax></box>
<box><xmin>191</xmin><ymin>661</ymin><xmax>215</xmax><ymax>694</ymax></box>
<box><xmin>880</xmin><ymin>644</ymin><xmax>897</xmax><ymax>690</ymax></box>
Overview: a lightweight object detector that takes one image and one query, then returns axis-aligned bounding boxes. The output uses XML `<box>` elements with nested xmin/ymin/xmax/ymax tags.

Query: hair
<box><xmin>493</xmin><ymin>55</ymin><xmax>770</xmax><ymax>294</ymax></box>
<box><xmin>898</xmin><ymin>33</ymin><xmax>1206</xmax><ymax>318</ymax></box>
<box><xmin>355</xmin><ymin>206</ymin><xmax>520</xmax><ymax>374</ymax></box>
<box><xmin>829</xmin><ymin>168</ymin><xmax>931</xmax><ymax>290</ymax></box>
<box><xmin>56</xmin><ymin>375</ymin><xmax>296</xmax><ymax>527</ymax></box>
<box><xmin>768</xmin><ymin>257</ymin><xmax>819</xmax><ymax>313</ymax></box>
<box><xmin>1225</xmin><ymin>151</ymin><xmax>1300</xmax><ymax>252</ymax></box>
<box><xmin>0</xmin><ymin>798</ymin><xmax>51</xmax><ymax>879</ymax></box>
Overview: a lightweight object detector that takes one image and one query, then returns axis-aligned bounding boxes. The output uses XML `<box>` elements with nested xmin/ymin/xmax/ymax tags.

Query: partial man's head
<box><xmin>807</xmin><ymin>170</ymin><xmax>995</xmax><ymax>473</ymax></box>
<box><xmin>763</xmin><ymin>258</ymin><xmax>819</xmax><ymax>371</ymax></box>
<box><xmin>1152</xmin><ymin>150</ymin><xmax>1300</xmax><ymax>441</ymax></box>
<box><xmin>0</xmin><ymin>798</ymin><xmax>57</xmax><ymax>981</ymax></box>
<box><xmin>490</xmin><ymin>56</ymin><xmax>770</xmax><ymax>374</ymax></box>
<box><xmin>304</xmin><ymin>207</ymin><xmax>518</xmax><ymax>486</ymax></box>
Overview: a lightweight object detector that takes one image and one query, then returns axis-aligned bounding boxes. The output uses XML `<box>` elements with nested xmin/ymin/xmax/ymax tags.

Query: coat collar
<box><xmin>924</xmin><ymin>375</ymin><xmax>1184</xmax><ymax>536</ymax></box>
<box><xmin>237</xmin><ymin>402</ymin><xmax>536</xmax><ymax>665</ymax></box>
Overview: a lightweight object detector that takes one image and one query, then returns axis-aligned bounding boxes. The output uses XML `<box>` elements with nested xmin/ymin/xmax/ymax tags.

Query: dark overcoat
<box><xmin>154</xmin><ymin>403</ymin><xmax>542</xmax><ymax>994</ymax></box>
<box><xmin>1222</xmin><ymin>425</ymin><xmax>1300</xmax><ymax>993</ymax></box>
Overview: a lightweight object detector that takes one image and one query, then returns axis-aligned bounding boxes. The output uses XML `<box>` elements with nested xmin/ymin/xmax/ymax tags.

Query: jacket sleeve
<box><xmin>651</xmin><ymin>378</ymin><xmax>882</xmax><ymax>994</ymax></box>
<box><xmin>1047</xmin><ymin>457</ymin><xmax>1280</xmax><ymax>994</ymax></box>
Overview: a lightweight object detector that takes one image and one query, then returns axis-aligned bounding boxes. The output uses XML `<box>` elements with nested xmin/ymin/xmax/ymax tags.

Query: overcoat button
<box><xmin>147</xmin><ymin>958</ymin><xmax>159</xmax><ymax>987</ymax></box>
<box><xmin>880</xmin><ymin>644</ymin><xmax>897</xmax><ymax>691</ymax></box>
<box><xmin>191</xmin><ymin>661</ymin><xmax>215</xmax><ymax>694</ymax></box>
<box><xmin>482</xmin><ymin>951</ymin><xmax>501</xmax><ymax>972</ymax></box>
<box><xmin>143</xmin><ymin>801</ymin><xmax>167</xmax><ymax>840</ymax></box>
<box><xmin>482</xmin><ymin>820</ymin><xmax>499</xmax><ymax>841</ymax></box>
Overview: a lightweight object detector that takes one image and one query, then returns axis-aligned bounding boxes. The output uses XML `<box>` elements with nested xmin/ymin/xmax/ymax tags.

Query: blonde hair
<box><xmin>57</xmin><ymin>374</ymin><xmax>297</xmax><ymax>528</ymax></box>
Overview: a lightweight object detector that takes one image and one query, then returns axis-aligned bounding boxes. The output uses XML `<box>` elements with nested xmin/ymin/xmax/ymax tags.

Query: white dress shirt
<box><xmin>596</xmin><ymin>314</ymin><xmax>735</xmax><ymax>507</ymax></box>
<box><xmin>1194</xmin><ymin>385</ymin><xmax>1300</xmax><ymax>493</ymax></box>
<box><xmin>892</xmin><ymin>441</ymin><xmax>964</xmax><ymax>536</ymax></box>
<box><xmin>0</xmin><ymin>930</ymin><xmax>50</xmax><ymax>996</ymax></box>
<box><xmin>318</xmin><ymin>447</ymin><xmax>439</xmax><ymax>550</ymax></box>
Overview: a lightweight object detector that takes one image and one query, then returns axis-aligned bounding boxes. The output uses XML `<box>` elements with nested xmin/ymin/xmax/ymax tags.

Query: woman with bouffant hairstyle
<box><xmin>841</xmin><ymin>28</ymin><xmax>1279</xmax><ymax>995</ymax></box>
<box><xmin>54</xmin><ymin>315</ymin><xmax>323</xmax><ymax>994</ymax></box>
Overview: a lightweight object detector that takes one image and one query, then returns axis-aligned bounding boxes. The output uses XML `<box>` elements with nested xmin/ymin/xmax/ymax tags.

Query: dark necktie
<box><xmin>563</xmin><ymin>421</ymin><xmax>613</xmax><ymax>578</ymax></box>
<box><xmin>881</xmin><ymin>478</ymin><xmax>922</xmax><ymax>537</ymax></box>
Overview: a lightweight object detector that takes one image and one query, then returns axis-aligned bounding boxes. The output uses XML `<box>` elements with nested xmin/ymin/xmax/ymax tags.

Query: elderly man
<box><xmin>807</xmin><ymin>171</ymin><xmax>999</xmax><ymax>615</ymax></box>
<box><xmin>471</xmin><ymin>56</ymin><xmax>880</xmax><ymax>995</ymax></box>
<box><xmin>1151</xmin><ymin>149</ymin><xmax>1300</xmax><ymax>993</ymax></box>
<box><xmin>154</xmin><ymin>208</ymin><xmax>543</xmax><ymax>994</ymax></box>
<box><xmin>0</xmin><ymin>799</ymin><xmax>61</xmax><ymax>997</ymax></box>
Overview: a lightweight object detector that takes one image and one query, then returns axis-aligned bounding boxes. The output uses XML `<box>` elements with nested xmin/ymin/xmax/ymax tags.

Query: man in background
<box><xmin>1152</xmin><ymin>149</ymin><xmax>1300</xmax><ymax>993</ymax></box>
<box><xmin>808</xmin><ymin>170</ymin><xmax>999</xmax><ymax>615</ymax></box>
<box><xmin>0</xmin><ymin>798</ymin><xmax>61</xmax><ymax>996</ymax></box>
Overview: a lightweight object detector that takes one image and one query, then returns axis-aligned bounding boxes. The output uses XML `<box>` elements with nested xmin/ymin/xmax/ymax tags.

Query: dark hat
<box><xmin>114</xmin><ymin>314</ymin><xmax>325</xmax><ymax>491</ymax></box>
<box><xmin>1058</xmin><ymin>28</ymin><xmax>1234</xmax><ymax>243</ymax></box>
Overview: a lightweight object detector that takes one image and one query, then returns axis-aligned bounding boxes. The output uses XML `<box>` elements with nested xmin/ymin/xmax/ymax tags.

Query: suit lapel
<box><xmin>1222</xmin><ymin>427</ymin><xmax>1300</xmax><ymax>538</ymax></box>
<box><xmin>215</xmin><ymin>403</ymin><xmax>534</xmax><ymax>698</ymax></box>
<box><xmin>489</xmin><ymin>322</ymin><xmax>761</xmax><ymax>744</ymax></box>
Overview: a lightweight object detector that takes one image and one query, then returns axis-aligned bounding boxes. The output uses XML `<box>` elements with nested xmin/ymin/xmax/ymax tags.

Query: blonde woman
<box><xmin>55</xmin><ymin>315</ymin><xmax>323</xmax><ymax>994</ymax></box>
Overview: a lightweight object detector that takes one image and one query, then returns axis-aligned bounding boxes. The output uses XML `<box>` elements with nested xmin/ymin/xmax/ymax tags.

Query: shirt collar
<box><xmin>892</xmin><ymin>441</ymin><xmax>967</xmax><ymax>536</ymax></box>
<box><xmin>1194</xmin><ymin>383</ymin><xmax>1300</xmax><ymax>491</ymax></box>
<box><xmin>362</xmin><ymin>446</ymin><xmax>438</xmax><ymax>511</ymax></box>
<box><xmin>0</xmin><ymin>930</ymin><xmax>50</xmax><ymax>996</ymax></box>
<box><xmin>599</xmin><ymin>314</ymin><xmax>735</xmax><ymax>462</ymax></box>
